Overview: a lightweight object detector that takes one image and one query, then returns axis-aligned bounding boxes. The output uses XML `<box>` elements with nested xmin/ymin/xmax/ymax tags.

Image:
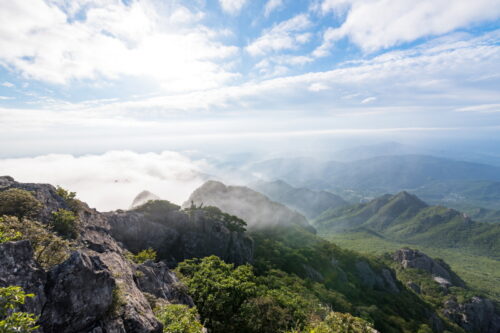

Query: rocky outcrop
<box><xmin>355</xmin><ymin>261</ymin><xmax>400</xmax><ymax>293</ymax></box>
<box><xmin>0</xmin><ymin>176</ymin><xmax>68</xmax><ymax>223</ymax></box>
<box><xmin>183</xmin><ymin>180</ymin><xmax>315</xmax><ymax>232</ymax></box>
<box><xmin>0</xmin><ymin>240</ymin><xmax>47</xmax><ymax>316</ymax></box>
<box><xmin>443</xmin><ymin>297</ymin><xmax>500</xmax><ymax>333</ymax></box>
<box><xmin>130</xmin><ymin>191</ymin><xmax>161</xmax><ymax>209</ymax></box>
<box><xmin>0</xmin><ymin>177</ymin><xmax>202</xmax><ymax>333</ymax></box>
<box><xmin>106</xmin><ymin>208</ymin><xmax>253</xmax><ymax>266</ymax></box>
<box><xmin>40</xmin><ymin>251</ymin><xmax>116</xmax><ymax>333</ymax></box>
<box><xmin>134</xmin><ymin>261</ymin><xmax>194</xmax><ymax>306</ymax></box>
<box><xmin>392</xmin><ymin>248</ymin><xmax>465</xmax><ymax>288</ymax></box>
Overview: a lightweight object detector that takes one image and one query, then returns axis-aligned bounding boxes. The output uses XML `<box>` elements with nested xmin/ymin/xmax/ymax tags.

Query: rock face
<box><xmin>183</xmin><ymin>180</ymin><xmax>314</xmax><ymax>232</ymax></box>
<box><xmin>130</xmin><ymin>191</ymin><xmax>161</xmax><ymax>209</ymax></box>
<box><xmin>392</xmin><ymin>248</ymin><xmax>465</xmax><ymax>288</ymax></box>
<box><xmin>394</xmin><ymin>248</ymin><xmax>500</xmax><ymax>332</ymax></box>
<box><xmin>106</xmin><ymin>208</ymin><xmax>254</xmax><ymax>266</ymax></box>
<box><xmin>0</xmin><ymin>177</ymin><xmax>199</xmax><ymax>333</ymax></box>
<box><xmin>41</xmin><ymin>251</ymin><xmax>116</xmax><ymax>333</ymax></box>
<box><xmin>355</xmin><ymin>261</ymin><xmax>400</xmax><ymax>293</ymax></box>
<box><xmin>134</xmin><ymin>261</ymin><xmax>194</xmax><ymax>307</ymax></box>
<box><xmin>0</xmin><ymin>240</ymin><xmax>47</xmax><ymax>316</ymax></box>
<box><xmin>443</xmin><ymin>297</ymin><xmax>500</xmax><ymax>333</ymax></box>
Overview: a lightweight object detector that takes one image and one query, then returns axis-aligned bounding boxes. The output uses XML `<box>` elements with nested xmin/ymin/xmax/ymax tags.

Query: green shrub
<box><xmin>51</xmin><ymin>209</ymin><xmax>78</xmax><ymax>239</ymax></box>
<box><xmin>0</xmin><ymin>189</ymin><xmax>42</xmax><ymax>221</ymax></box>
<box><xmin>55</xmin><ymin>186</ymin><xmax>80</xmax><ymax>209</ymax></box>
<box><xmin>287</xmin><ymin>311</ymin><xmax>374</xmax><ymax>333</ymax></box>
<box><xmin>0</xmin><ymin>216</ymin><xmax>72</xmax><ymax>269</ymax></box>
<box><xmin>133</xmin><ymin>200</ymin><xmax>180</xmax><ymax>222</ymax></box>
<box><xmin>0</xmin><ymin>286</ymin><xmax>39</xmax><ymax>333</ymax></box>
<box><xmin>154</xmin><ymin>304</ymin><xmax>203</xmax><ymax>333</ymax></box>
<box><xmin>108</xmin><ymin>285</ymin><xmax>126</xmax><ymax>316</ymax></box>
<box><xmin>125</xmin><ymin>248</ymin><xmax>157</xmax><ymax>264</ymax></box>
<box><xmin>201</xmin><ymin>206</ymin><xmax>247</xmax><ymax>233</ymax></box>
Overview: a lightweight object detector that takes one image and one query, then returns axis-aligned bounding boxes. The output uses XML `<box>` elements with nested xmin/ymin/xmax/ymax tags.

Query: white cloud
<box><xmin>264</xmin><ymin>0</ymin><xmax>283</xmax><ymax>17</ymax></box>
<box><xmin>456</xmin><ymin>103</ymin><xmax>500</xmax><ymax>113</ymax></box>
<box><xmin>219</xmin><ymin>0</ymin><xmax>247</xmax><ymax>15</ymax></box>
<box><xmin>0</xmin><ymin>96</ymin><xmax>13</xmax><ymax>100</ymax></box>
<box><xmin>0</xmin><ymin>151</ymin><xmax>208</xmax><ymax>211</ymax></box>
<box><xmin>315</xmin><ymin>0</ymin><xmax>500</xmax><ymax>54</ymax></box>
<box><xmin>361</xmin><ymin>97</ymin><xmax>377</xmax><ymax>104</ymax></box>
<box><xmin>0</xmin><ymin>0</ymin><xmax>238</xmax><ymax>91</ymax></box>
<box><xmin>246</xmin><ymin>14</ymin><xmax>312</xmax><ymax>56</ymax></box>
<box><xmin>308</xmin><ymin>82</ymin><xmax>329</xmax><ymax>92</ymax></box>
<box><xmin>1</xmin><ymin>82</ymin><xmax>14</xmax><ymax>88</ymax></box>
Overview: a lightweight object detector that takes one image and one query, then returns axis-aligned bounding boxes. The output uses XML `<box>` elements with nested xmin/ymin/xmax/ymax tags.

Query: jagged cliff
<box><xmin>0</xmin><ymin>176</ymin><xmax>253</xmax><ymax>333</ymax></box>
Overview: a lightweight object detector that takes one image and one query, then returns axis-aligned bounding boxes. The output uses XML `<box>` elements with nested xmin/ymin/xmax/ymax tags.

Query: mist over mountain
<box><xmin>183</xmin><ymin>180</ymin><xmax>314</xmax><ymax>232</ymax></box>
<box><xmin>249</xmin><ymin>154</ymin><xmax>500</xmax><ymax>194</ymax></box>
<box><xmin>249</xmin><ymin>179</ymin><xmax>347</xmax><ymax>219</ymax></box>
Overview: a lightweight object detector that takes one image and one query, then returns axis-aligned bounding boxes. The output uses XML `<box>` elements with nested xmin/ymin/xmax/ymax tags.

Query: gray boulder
<box><xmin>443</xmin><ymin>296</ymin><xmax>500</xmax><ymax>333</ymax></box>
<box><xmin>0</xmin><ymin>240</ymin><xmax>47</xmax><ymax>316</ymax></box>
<box><xmin>40</xmin><ymin>251</ymin><xmax>116</xmax><ymax>333</ymax></box>
<box><xmin>393</xmin><ymin>248</ymin><xmax>465</xmax><ymax>287</ymax></box>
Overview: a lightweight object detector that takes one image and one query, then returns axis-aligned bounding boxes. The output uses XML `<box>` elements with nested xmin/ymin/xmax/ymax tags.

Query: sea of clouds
<box><xmin>0</xmin><ymin>150</ymin><xmax>210</xmax><ymax>211</ymax></box>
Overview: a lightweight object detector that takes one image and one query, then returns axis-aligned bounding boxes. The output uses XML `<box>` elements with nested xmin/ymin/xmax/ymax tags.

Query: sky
<box><xmin>1</xmin><ymin>0</ymin><xmax>500</xmax><ymax>209</ymax></box>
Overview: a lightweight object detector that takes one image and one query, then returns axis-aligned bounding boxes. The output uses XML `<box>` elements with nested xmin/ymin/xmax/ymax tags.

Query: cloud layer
<box><xmin>0</xmin><ymin>151</ymin><xmax>208</xmax><ymax>211</ymax></box>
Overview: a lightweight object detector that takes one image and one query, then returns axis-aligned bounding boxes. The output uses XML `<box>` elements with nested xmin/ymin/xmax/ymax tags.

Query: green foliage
<box><xmin>55</xmin><ymin>186</ymin><xmax>80</xmax><ymax>210</ymax></box>
<box><xmin>51</xmin><ymin>209</ymin><xmax>78</xmax><ymax>239</ymax></box>
<box><xmin>287</xmin><ymin>311</ymin><xmax>375</xmax><ymax>333</ymax></box>
<box><xmin>126</xmin><ymin>248</ymin><xmax>157</xmax><ymax>264</ymax></box>
<box><xmin>0</xmin><ymin>229</ymin><xmax>21</xmax><ymax>243</ymax></box>
<box><xmin>133</xmin><ymin>200</ymin><xmax>180</xmax><ymax>222</ymax></box>
<box><xmin>0</xmin><ymin>216</ymin><xmax>72</xmax><ymax>269</ymax></box>
<box><xmin>314</xmin><ymin>193</ymin><xmax>500</xmax><ymax>259</ymax></box>
<box><xmin>154</xmin><ymin>304</ymin><xmax>203</xmax><ymax>333</ymax></box>
<box><xmin>0</xmin><ymin>189</ymin><xmax>42</xmax><ymax>221</ymax></box>
<box><xmin>201</xmin><ymin>206</ymin><xmax>247</xmax><ymax>232</ymax></box>
<box><xmin>108</xmin><ymin>285</ymin><xmax>126</xmax><ymax>316</ymax></box>
<box><xmin>0</xmin><ymin>286</ymin><xmax>39</xmax><ymax>333</ymax></box>
<box><xmin>326</xmin><ymin>231</ymin><xmax>500</xmax><ymax>302</ymax></box>
<box><xmin>176</xmin><ymin>256</ymin><xmax>258</xmax><ymax>332</ymax></box>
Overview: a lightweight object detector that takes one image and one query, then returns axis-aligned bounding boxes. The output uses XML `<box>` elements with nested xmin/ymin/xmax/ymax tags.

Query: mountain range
<box><xmin>314</xmin><ymin>191</ymin><xmax>500</xmax><ymax>259</ymax></box>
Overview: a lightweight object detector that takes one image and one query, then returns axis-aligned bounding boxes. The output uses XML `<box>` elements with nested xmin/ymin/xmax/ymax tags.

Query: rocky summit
<box><xmin>0</xmin><ymin>176</ymin><xmax>253</xmax><ymax>333</ymax></box>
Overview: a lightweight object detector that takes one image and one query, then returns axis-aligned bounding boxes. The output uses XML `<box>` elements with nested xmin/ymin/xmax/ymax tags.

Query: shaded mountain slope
<box><xmin>249</xmin><ymin>180</ymin><xmax>347</xmax><ymax>219</ymax></box>
<box><xmin>183</xmin><ymin>180</ymin><xmax>314</xmax><ymax>231</ymax></box>
<box><xmin>314</xmin><ymin>192</ymin><xmax>500</xmax><ymax>258</ymax></box>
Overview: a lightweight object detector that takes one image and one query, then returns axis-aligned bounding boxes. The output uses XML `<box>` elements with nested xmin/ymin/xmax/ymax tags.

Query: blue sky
<box><xmin>0</xmin><ymin>0</ymin><xmax>500</xmax><ymax>158</ymax></box>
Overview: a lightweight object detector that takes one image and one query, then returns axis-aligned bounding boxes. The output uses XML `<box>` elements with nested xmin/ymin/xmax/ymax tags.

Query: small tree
<box><xmin>0</xmin><ymin>189</ymin><xmax>42</xmax><ymax>221</ymax></box>
<box><xmin>51</xmin><ymin>209</ymin><xmax>78</xmax><ymax>239</ymax></box>
<box><xmin>0</xmin><ymin>216</ymin><xmax>71</xmax><ymax>269</ymax></box>
<box><xmin>0</xmin><ymin>286</ymin><xmax>39</xmax><ymax>333</ymax></box>
<box><xmin>154</xmin><ymin>304</ymin><xmax>203</xmax><ymax>333</ymax></box>
<box><xmin>125</xmin><ymin>248</ymin><xmax>157</xmax><ymax>264</ymax></box>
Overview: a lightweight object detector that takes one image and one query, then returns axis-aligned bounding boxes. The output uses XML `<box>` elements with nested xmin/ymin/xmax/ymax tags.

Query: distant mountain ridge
<box><xmin>249</xmin><ymin>179</ymin><xmax>347</xmax><ymax>219</ymax></box>
<box><xmin>314</xmin><ymin>192</ymin><xmax>500</xmax><ymax>258</ymax></box>
<box><xmin>248</xmin><ymin>155</ymin><xmax>500</xmax><ymax>193</ymax></box>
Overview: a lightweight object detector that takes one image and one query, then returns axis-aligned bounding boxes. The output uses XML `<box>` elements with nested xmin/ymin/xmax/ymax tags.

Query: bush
<box><xmin>0</xmin><ymin>216</ymin><xmax>72</xmax><ymax>269</ymax></box>
<box><xmin>287</xmin><ymin>311</ymin><xmax>375</xmax><ymax>333</ymax></box>
<box><xmin>125</xmin><ymin>248</ymin><xmax>157</xmax><ymax>264</ymax></box>
<box><xmin>51</xmin><ymin>209</ymin><xmax>78</xmax><ymax>239</ymax></box>
<box><xmin>0</xmin><ymin>286</ymin><xmax>39</xmax><ymax>333</ymax></box>
<box><xmin>133</xmin><ymin>200</ymin><xmax>180</xmax><ymax>222</ymax></box>
<box><xmin>154</xmin><ymin>304</ymin><xmax>203</xmax><ymax>333</ymax></box>
<box><xmin>201</xmin><ymin>206</ymin><xmax>247</xmax><ymax>233</ymax></box>
<box><xmin>55</xmin><ymin>186</ymin><xmax>81</xmax><ymax>210</ymax></box>
<box><xmin>176</xmin><ymin>256</ymin><xmax>329</xmax><ymax>333</ymax></box>
<box><xmin>0</xmin><ymin>189</ymin><xmax>42</xmax><ymax>221</ymax></box>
